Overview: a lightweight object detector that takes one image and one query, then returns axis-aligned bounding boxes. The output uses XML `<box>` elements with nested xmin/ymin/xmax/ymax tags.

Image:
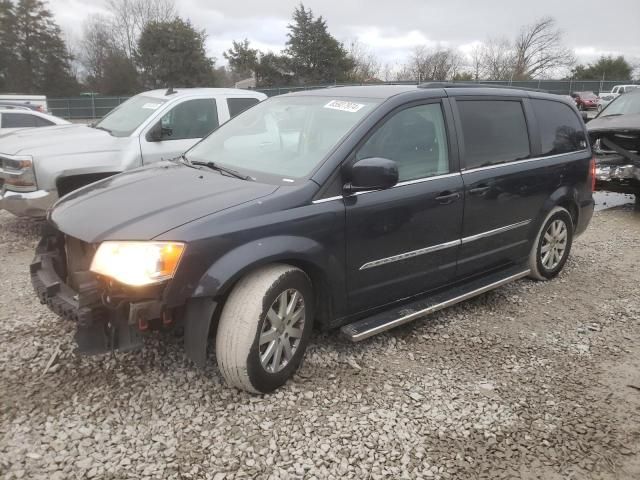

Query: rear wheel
<box><xmin>528</xmin><ymin>207</ymin><xmax>574</xmax><ymax>280</ymax></box>
<box><xmin>216</xmin><ymin>264</ymin><xmax>314</xmax><ymax>393</ymax></box>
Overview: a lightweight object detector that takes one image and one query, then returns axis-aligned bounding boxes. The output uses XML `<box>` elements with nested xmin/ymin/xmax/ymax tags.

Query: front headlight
<box><xmin>90</xmin><ymin>241</ymin><xmax>185</xmax><ymax>286</ymax></box>
<box><xmin>1</xmin><ymin>155</ymin><xmax>36</xmax><ymax>192</ymax></box>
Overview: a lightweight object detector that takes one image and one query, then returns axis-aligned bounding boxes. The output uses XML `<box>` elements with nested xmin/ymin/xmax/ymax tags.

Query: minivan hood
<box><xmin>0</xmin><ymin>124</ymin><xmax>125</xmax><ymax>157</ymax></box>
<box><xmin>50</xmin><ymin>162</ymin><xmax>279</xmax><ymax>243</ymax></box>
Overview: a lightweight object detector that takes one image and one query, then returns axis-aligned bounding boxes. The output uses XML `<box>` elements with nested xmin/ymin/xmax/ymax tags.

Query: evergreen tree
<box><xmin>1</xmin><ymin>0</ymin><xmax>78</xmax><ymax>95</ymax></box>
<box><xmin>0</xmin><ymin>0</ymin><xmax>18</xmax><ymax>90</ymax></box>
<box><xmin>284</xmin><ymin>3</ymin><xmax>354</xmax><ymax>84</ymax></box>
<box><xmin>570</xmin><ymin>56</ymin><xmax>633</xmax><ymax>81</ymax></box>
<box><xmin>223</xmin><ymin>39</ymin><xmax>259</xmax><ymax>80</ymax></box>
<box><xmin>137</xmin><ymin>18</ymin><xmax>215</xmax><ymax>89</ymax></box>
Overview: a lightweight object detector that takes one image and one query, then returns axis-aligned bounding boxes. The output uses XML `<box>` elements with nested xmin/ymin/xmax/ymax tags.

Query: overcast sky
<box><xmin>50</xmin><ymin>0</ymin><xmax>640</xmax><ymax>73</ymax></box>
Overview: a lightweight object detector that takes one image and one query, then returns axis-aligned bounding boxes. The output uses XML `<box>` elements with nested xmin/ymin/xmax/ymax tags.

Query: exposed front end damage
<box><xmin>31</xmin><ymin>226</ymin><xmax>170</xmax><ymax>356</ymax></box>
<box><xmin>588</xmin><ymin>118</ymin><xmax>640</xmax><ymax>195</ymax></box>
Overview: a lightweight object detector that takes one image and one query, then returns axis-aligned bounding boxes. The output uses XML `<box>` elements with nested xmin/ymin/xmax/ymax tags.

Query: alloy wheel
<box><xmin>540</xmin><ymin>219</ymin><xmax>568</xmax><ymax>270</ymax></box>
<box><xmin>259</xmin><ymin>289</ymin><xmax>306</xmax><ymax>373</ymax></box>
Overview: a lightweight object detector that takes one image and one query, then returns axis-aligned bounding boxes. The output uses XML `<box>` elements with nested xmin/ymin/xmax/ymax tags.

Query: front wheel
<box><xmin>216</xmin><ymin>264</ymin><xmax>314</xmax><ymax>393</ymax></box>
<box><xmin>528</xmin><ymin>207</ymin><xmax>574</xmax><ymax>280</ymax></box>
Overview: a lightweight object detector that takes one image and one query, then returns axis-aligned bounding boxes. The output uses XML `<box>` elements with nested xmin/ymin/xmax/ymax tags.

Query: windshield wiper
<box><xmin>189</xmin><ymin>159</ymin><xmax>252</xmax><ymax>181</ymax></box>
<box><xmin>601</xmin><ymin>113</ymin><xmax>624</xmax><ymax>118</ymax></box>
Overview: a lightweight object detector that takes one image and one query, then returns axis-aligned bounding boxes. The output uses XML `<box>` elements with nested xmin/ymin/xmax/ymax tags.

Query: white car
<box><xmin>0</xmin><ymin>109</ymin><xmax>69</xmax><ymax>134</ymax></box>
<box><xmin>597</xmin><ymin>84</ymin><xmax>640</xmax><ymax>112</ymax></box>
<box><xmin>0</xmin><ymin>88</ymin><xmax>267</xmax><ymax>217</ymax></box>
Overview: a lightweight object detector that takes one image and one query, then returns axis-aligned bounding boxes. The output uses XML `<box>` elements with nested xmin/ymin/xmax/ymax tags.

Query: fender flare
<box><xmin>191</xmin><ymin>234</ymin><xmax>346</xmax><ymax>316</ymax></box>
<box><xmin>529</xmin><ymin>186</ymin><xmax>580</xmax><ymax>242</ymax></box>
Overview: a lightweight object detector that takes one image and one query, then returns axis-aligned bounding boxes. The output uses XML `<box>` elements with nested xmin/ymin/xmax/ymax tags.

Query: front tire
<box><xmin>528</xmin><ymin>207</ymin><xmax>574</xmax><ymax>280</ymax></box>
<box><xmin>216</xmin><ymin>264</ymin><xmax>314</xmax><ymax>393</ymax></box>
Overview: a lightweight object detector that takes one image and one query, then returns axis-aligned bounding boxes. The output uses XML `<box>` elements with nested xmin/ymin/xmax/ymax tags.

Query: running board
<box><xmin>341</xmin><ymin>266</ymin><xmax>530</xmax><ymax>342</ymax></box>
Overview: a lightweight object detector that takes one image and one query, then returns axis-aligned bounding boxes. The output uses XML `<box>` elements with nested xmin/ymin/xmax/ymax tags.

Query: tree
<box><xmin>0</xmin><ymin>0</ymin><xmax>18</xmax><ymax>90</ymax></box>
<box><xmin>2</xmin><ymin>0</ymin><xmax>79</xmax><ymax>95</ymax></box>
<box><xmin>570</xmin><ymin>56</ymin><xmax>633</xmax><ymax>81</ymax></box>
<box><xmin>223</xmin><ymin>39</ymin><xmax>259</xmax><ymax>81</ymax></box>
<box><xmin>109</xmin><ymin>0</ymin><xmax>177</xmax><ymax>59</ymax></box>
<box><xmin>255</xmin><ymin>52</ymin><xmax>293</xmax><ymax>87</ymax></box>
<box><xmin>137</xmin><ymin>18</ymin><xmax>214</xmax><ymax>89</ymax></box>
<box><xmin>512</xmin><ymin>17</ymin><xmax>574</xmax><ymax>80</ymax></box>
<box><xmin>402</xmin><ymin>46</ymin><xmax>463</xmax><ymax>82</ymax></box>
<box><xmin>346</xmin><ymin>39</ymin><xmax>381</xmax><ymax>82</ymax></box>
<box><xmin>480</xmin><ymin>38</ymin><xmax>515</xmax><ymax>80</ymax></box>
<box><xmin>285</xmin><ymin>3</ymin><xmax>354</xmax><ymax>84</ymax></box>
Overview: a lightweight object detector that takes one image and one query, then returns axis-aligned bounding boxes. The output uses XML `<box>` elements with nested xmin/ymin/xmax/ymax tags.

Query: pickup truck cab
<box><xmin>597</xmin><ymin>84</ymin><xmax>640</xmax><ymax>112</ymax></box>
<box><xmin>0</xmin><ymin>88</ymin><xmax>266</xmax><ymax>217</ymax></box>
<box><xmin>0</xmin><ymin>109</ymin><xmax>69</xmax><ymax>133</ymax></box>
<box><xmin>32</xmin><ymin>84</ymin><xmax>594</xmax><ymax>393</ymax></box>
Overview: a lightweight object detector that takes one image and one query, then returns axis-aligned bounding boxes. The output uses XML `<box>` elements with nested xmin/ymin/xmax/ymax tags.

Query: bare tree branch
<box><xmin>512</xmin><ymin>16</ymin><xmax>574</xmax><ymax>79</ymax></box>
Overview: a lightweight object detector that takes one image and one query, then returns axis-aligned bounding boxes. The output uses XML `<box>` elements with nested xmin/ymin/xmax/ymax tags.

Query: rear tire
<box><xmin>528</xmin><ymin>207</ymin><xmax>574</xmax><ymax>281</ymax></box>
<box><xmin>216</xmin><ymin>264</ymin><xmax>314</xmax><ymax>393</ymax></box>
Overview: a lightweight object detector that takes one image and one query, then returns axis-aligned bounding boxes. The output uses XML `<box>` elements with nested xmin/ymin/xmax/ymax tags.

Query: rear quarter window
<box><xmin>1</xmin><ymin>112</ymin><xmax>38</xmax><ymax>128</ymax></box>
<box><xmin>457</xmin><ymin>100</ymin><xmax>530</xmax><ymax>169</ymax></box>
<box><xmin>227</xmin><ymin>97</ymin><xmax>260</xmax><ymax>118</ymax></box>
<box><xmin>532</xmin><ymin>99</ymin><xmax>586</xmax><ymax>156</ymax></box>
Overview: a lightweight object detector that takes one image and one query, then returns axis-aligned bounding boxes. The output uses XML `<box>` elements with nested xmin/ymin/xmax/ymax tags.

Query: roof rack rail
<box><xmin>418</xmin><ymin>82</ymin><xmax>547</xmax><ymax>93</ymax></box>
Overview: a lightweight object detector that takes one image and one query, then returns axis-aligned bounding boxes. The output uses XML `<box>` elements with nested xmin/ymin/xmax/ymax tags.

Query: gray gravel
<box><xmin>1</xmin><ymin>207</ymin><xmax>640</xmax><ymax>480</ymax></box>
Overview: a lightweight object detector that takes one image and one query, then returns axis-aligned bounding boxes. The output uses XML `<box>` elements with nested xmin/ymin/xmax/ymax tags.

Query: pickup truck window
<box><xmin>457</xmin><ymin>100</ymin><xmax>530</xmax><ymax>169</ymax></box>
<box><xmin>94</xmin><ymin>95</ymin><xmax>167</xmax><ymax>137</ymax></box>
<box><xmin>159</xmin><ymin>98</ymin><xmax>218</xmax><ymax>140</ymax></box>
<box><xmin>186</xmin><ymin>96</ymin><xmax>380</xmax><ymax>182</ymax></box>
<box><xmin>2</xmin><ymin>112</ymin><xmax>38</xmax><ymax>128</ymax></box>
<box><xmin>227</xmin><ymin>97</ymin><xmax>260</xmax><ymax>118</ymax></box>
<box><xmin>532</xmin><ymin>100</ymin><xmax>586</xmax><ymax>156</ymax></box>
<box><xmin>356</xmin><ymin>103</ymin><xmax>449</xmax><ymax>181</ymax></box>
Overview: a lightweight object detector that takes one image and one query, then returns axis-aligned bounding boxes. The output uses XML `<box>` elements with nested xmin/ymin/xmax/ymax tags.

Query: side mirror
<box><xmin>344</xmin><ymin>157</ymin><xmax>399</xmax><ymax>194</ymax></box>
<box><xmin>146</xmin><ymin>123</ymin><xmax>173</xmax><ymax>142</ymax></box>
<box><xmin>581</xmin><ymin>111</ymin><xmax>589</xmax><ymax>123</ymax></box>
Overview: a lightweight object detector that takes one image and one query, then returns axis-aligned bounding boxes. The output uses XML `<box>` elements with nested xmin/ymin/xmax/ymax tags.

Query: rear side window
<box><xmin>35</xmin><ymin>117</ymin><xmax>54</xmax><ymax>127</ymax></box>
<box><xmin>1</xmin><ymin>113</ymin><xmax>37</xmax><ymax>128</ymax></box>
<box><xmin>227</xmin><ymin>97</ymin><xmax>260</xmax><ymax>118</ymax></box>
<box><xmin>532</xmin><ymin>100</ymin><xmax>586</xmax><ymax>156</ymax></box>
<box><xmin>457</xmin><ymin>100</ymin><xmax>530</xmax><ymax>169</ymax></box>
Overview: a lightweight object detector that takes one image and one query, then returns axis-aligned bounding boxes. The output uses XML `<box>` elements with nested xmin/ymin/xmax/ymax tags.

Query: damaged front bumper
<box><xmin>30</xmin><ymin>229</ymin><xmax>163</xmax><ymax>355</ymax></box>
<box><xmin>31</xmin><ymin>227</ymin><xmax>216</xmax><ymax>367</ymax></box>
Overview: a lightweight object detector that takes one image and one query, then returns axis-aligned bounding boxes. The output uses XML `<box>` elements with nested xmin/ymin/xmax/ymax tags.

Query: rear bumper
<box><xmin>0</xmin><ymin>189</ymin><xmax>57</xmax><ymax>217</ymax></box>
<box><xmin>575</xmin><ymin>198</ymin><xmax>595</xmax><ymax>237</ymax></box>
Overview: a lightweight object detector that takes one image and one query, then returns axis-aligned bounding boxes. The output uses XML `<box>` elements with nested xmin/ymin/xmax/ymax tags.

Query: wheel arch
<box><xmin>529</xmin><ymin>186</ymin><xmax>580</xmax><ymax>243</ymax></box>
<box><xmin>191</xmin><ymin>235</ymin><xmax>346</xmax><ymax>329</ymax></box>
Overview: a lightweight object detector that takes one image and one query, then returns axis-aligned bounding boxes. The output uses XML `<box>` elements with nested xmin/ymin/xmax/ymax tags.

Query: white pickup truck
<box><xmin>598</xmin><ymin>84</ymin><xmax>640</xmax><ymax>112</ymax></box>
<box><xmin>0</xmin><ymin>88</ymin><xmax>266</xmax><ymax>217</ymax></box>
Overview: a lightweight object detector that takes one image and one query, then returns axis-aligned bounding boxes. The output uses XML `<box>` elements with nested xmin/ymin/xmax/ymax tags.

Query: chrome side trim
<box><xmin>359</xmin><ymin>239</ymin><xmax>460</xmax><ymax>270</ymax></box>
<box><xmin>461</xmin><ymin>220</ymin><xmax>531</xmax><ymax>244</ymax></box>
<box><xmin>348</xmin><ymin>269</ymin><xmax>531</xmax><ymax>341</ymax></box>
<box><xmin>311</xmin><ymin>172</ymin><xmax>462</xmax><ymax>204</ymax></box>
<box><xmin>461</xmin><ymin>150</ymin><xmax>588</xmax><ymax>174</ymax></box>
<box><xmin>359</xmin><ymin>220</ymin><xmax>531</xmax><ymax>270</ymax></box>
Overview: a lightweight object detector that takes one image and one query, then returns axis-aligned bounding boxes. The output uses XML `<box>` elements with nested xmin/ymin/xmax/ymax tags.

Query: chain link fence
<box><xmin>47</xmin><ymin>79</ymin><xmax>639</xmax><ymax>120</ymax></box>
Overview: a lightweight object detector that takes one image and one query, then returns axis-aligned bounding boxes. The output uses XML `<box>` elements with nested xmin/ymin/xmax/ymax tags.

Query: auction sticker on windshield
<box><xmin>142</xmin><ymin>103</ymin><xmax>162</xmax><ymax>110</ymax></box>
<box><xmin>324</xmin><ymin>100</ymin><xmax>365</xmax><ymax>113</ymax></box>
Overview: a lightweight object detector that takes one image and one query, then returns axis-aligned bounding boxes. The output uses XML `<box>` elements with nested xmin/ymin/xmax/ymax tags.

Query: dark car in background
<box><xmin>571</xmin><ymin>91</ymin><xmax>598</xmax><ymax>110</ymax></box>
<box><xmin>31</xmin><ymin>84</ymin><xmax>594</xmax><ymax>393</ymax></box>
<box><xmin>588</xmin><ymin>89</ymin><xmax>640</xmax><ymax>200</ymax></box>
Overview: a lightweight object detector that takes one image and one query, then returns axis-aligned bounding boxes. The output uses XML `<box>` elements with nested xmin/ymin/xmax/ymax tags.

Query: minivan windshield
<box><xmin>600</xmin><ymin>92</ymin><xmax>640</xmax><ymax>117</ymax></box>
<box><xmin>186</xmin><ymin>96</ymin><xmax>380</xmax><ymax>183</ymax></box>
<box><xmin>94</xmin><ymin>95</ymin><xmax>167</xmax><ymax>137</ymax></box>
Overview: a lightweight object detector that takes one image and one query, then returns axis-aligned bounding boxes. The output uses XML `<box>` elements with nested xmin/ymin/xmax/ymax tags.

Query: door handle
<box><xmin>469</xmin><ymin>185</ymin><xmax>490</xmax><ymax>196</ymax></box>
<box><xmin>435</xmin><ymin>191</ymin><xmax>460</xmax><ymax>204</ymax></box>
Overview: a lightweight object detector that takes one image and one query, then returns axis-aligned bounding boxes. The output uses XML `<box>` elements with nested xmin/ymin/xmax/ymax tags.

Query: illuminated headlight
<box><xmin>90</xmin><ymin>241</ymin><xmax>185</xmax><ymax>286</ymax></box>
<box><xmin>1</xmin><ymin>155</ymin><xmax>36</xmax><ymax>192</ymax></box>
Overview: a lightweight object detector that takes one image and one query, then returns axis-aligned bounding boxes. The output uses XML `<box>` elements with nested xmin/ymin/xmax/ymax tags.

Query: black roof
<box><xmin>286</xmin><ymin>85</ymin><xmax>418</xmax><ymax>99</ymax></box>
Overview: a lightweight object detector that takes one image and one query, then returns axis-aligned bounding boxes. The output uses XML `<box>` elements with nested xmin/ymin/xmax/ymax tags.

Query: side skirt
<box><xmin>341</xmin><ymin>265</ymin><xmax>530</xmax><ymax>342</ymax></box>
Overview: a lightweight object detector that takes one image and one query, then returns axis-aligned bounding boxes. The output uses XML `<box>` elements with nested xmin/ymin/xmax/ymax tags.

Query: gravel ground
<box><xmin>1</xmin><ymin>207</ymin><xmax>639</xmax><ymax>480</ymax></box>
